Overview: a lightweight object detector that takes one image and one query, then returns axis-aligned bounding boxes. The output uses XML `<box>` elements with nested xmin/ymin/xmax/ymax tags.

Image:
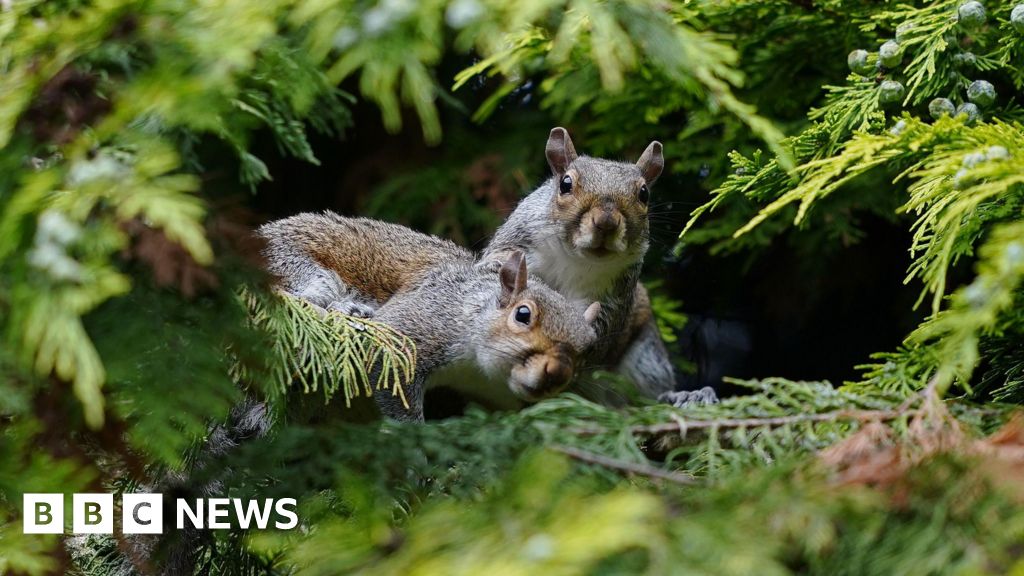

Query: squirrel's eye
<box><xmin>514</xmin><ymin>305</ymin><xmax>532</xmax><ymax>325</ymax></box>
<box><xmin>559</xmin><ymin>174</ymin><xmax>573</xmax><ymax>195</ymax></box>
<box><xmin>638</xmin><ymin>184</ymin><xmax>649</xmax><ymax>204</ymax></box>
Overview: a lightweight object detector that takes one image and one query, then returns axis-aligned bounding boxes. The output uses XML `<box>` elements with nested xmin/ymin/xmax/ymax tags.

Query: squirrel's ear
<box><xmin>637</xmin><ymin>141</ymin><xmax>664</xmax><ymax>185</ymax></box>
<box><xmin>498</xmin><ymin>251</ymin><xmax>529</xmax><ymax>307</ymax></box>
<box><xmin>545</xmin><ymin>127</ymin><xmax>578</xmax><ymax>175</ymax></box>
<box><xmin>584</xmin><ymin>302</ymin><xmax>601</xmax><ymax>325</ymax></box>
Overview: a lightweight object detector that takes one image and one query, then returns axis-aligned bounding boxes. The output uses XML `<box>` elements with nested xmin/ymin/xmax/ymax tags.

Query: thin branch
<box><xmin>571</xmin><ymin>377</ymin><xmax>960</xmax><ymax>439</ymax></box>
<box><xmin>549</xmin><ymin>445</ymin><xmax>697</xmax><ymax>485</ymax></box>
<box><xmin>570</xmin><ymin>408</ymin><xmax>909</xmax><ymax>438</ymax></box>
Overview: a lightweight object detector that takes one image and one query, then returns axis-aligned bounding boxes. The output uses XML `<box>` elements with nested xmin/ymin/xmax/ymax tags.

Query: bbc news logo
<box><xmin>23</xmin><ymin>494</ymin><xmax>298</xmax><ymax>534</ymax></box>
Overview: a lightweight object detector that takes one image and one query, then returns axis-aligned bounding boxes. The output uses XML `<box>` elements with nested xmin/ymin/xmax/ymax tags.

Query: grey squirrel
<box><xmin>258</xmin><ymin>213</ymin><xmax>601</xmax><ymax>421</ymax></box>
<box><xmin>482</xmin><ymin>127</ymin><xmax>717</xmax><ymax>407</ymax></box>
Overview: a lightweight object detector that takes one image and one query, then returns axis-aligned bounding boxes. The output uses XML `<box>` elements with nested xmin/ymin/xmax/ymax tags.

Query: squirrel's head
<box><xmin>480</xmin><ymin>251</ymin><xmax>599</xmax><ymax>402</ymax></box>
<box><xmin>544</xmin><ymin>127</ymin><xmax>662</xmax><ymax>264</ymax></box>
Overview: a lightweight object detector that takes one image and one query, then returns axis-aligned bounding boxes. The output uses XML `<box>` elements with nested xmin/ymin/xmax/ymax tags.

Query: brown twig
<box><xmin>569</xmin><ymin>408</ymin><xmax>910</xmax><ymax>438</ymax></box>
<box><xmin>549</xmin><ymin>445</ymin><xmax>697</xmax><ymax>485</ymax></box>
<box><xmin>571</xmin><ymin>378</ymin><xmax>954</xmax><ymax>438</ymax></box>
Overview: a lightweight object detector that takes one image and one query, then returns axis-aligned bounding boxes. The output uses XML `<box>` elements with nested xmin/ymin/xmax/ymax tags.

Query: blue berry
<box><xmin>896</xmin><ymin>22</ymin><xmax>916</xmax><ymax>42</ymax></box>
<box><xmin>445</xmin><ymin>0</ymin><xmax>484</xmax><ymax>28</ymax></box>
<box><xmin>967</xmin><ymin>80</ymin><xmax>996</xmax><ymax>107</ymax></box>
<box><xmin>848</xmin><ymin>50</ymin><xmax>873</xmax><ymax>76</ymax></box>
<box><xmin>878</xmin><ymin>80</ymin><xmax>905</xmax><ymax>104</ymax></box>
<box><xmin>956</xmin><ymin>102</ymin><xmax>981</xmax><ymax>124</ymax></box>
<box><xmin>890</xmin><ymin>120</ymin><xmax>908</xmax><ymax>135</ymax></box>
<box><xmin>929</xmin><ymin>98</ymin><xmax>956</xmax><ymax>118</ymax></box>
<box><xmin>957</xmin><ymin>1</ymin><xmax>986</xmax><ymax>28</ymax></box>
<box><xmin>1004</xmin><ymin>242</ymin><xmax>1024</xmax><ymax>269</ymax></box>
<box><xmin>962</xmin><ymin>152</ymin><xmax>986</xmax><ymax>168</ymax></box>
<box><xmin>879</xmin><ymin>40</ymin><xmax>902</xmax><ymax>68</ymax></box>
<box><xmin>953</xmin><ymin>168</ymin><xmax>971</xmax><ymax>190</ymax></box>
<box><xmin>986</xmin><ymin>145</ymin><xmax>1010</xmax><ymax>161</ymax></box>
<box><xmin>953</xmin><ymin>52</ymin><xmax>976</xmax><ymax>67</ymax></box>
<box><xmin>963</xmin><ymin>280</ymin><xmax>993</xmax><ymax>308</ymax></box>
<box><xmin>1013</xmin><ymin>5</ymin><xmax>1024</xmax><ymax>33</ymax></box>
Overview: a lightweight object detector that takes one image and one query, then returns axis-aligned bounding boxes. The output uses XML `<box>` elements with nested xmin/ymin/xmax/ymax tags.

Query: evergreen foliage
<box><xmin>684</xmin><ymin>0</ymin><xmax>1024</xmax><ymax>404</ymax></box>
<box><xmin>3</xmin><ymin>1</ymin><xmax>1024</xmax><ymax>575</ymax></box>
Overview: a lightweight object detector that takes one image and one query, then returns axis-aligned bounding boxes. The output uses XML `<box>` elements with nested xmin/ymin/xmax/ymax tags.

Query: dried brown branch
<box><xmin>571</xmin><ymin>377</ymin><xmax>952</xmax><ymax>439</ymax></box>
<box><xmin>569</xmin><ymin>408</ymin><xmax>909</xmax><ymax>438</ymax></box>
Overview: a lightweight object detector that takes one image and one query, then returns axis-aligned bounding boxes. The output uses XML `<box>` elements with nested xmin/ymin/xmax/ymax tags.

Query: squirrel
<box><xmin>481</xmin><ymin>127</ymin><xmax>718</xmax><ymax>408</ymax></box>
<box><xmin>257</xmin><ymin>212</ymin><xmax>601</xmax><ymax>421</ymax></box>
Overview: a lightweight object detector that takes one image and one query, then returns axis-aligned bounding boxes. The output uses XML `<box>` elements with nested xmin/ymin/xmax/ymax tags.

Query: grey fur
<box><xmin>257</xmin><ymin>213</ymin><xmax>599</xmax><ymax>421</ymax></box>
<box><xmin>616</xmin><ymin>316</ymin><xmax>675</xmax><ymax>397</ymax></box>
<box><xmin>258</xmin><ymin>213</ymin><xmax>471</xmax><ymax>316</ymax></box>
<box><xmin>259</xmin><ymin>223</ymin><xmax>352</xmax><ymax>309</ymax></box>
<box><xmin>482</xmin><ymin>128</ymin><xmax>717</xmax><ymax>405</ymax></box>
<box><xmin>370</xmin><ymin>258</ymin><xmax>597</xmax><ymax>420</ymax></box>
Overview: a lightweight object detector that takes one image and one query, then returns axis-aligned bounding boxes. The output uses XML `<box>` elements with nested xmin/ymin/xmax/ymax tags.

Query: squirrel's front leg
<box><xmin>290</xmin><ymin>266</ymin><xmax>377</xmax><ymax>318</ymax></box>
<box><xmin>619</xmin><ymin>318</ymin><xmax>719</xmax><ymax>407</ymax></box>
<box><xmin>373</xmin><ymin>372</ymin><xmax>426</xmax><ymax>422</ymax></box>
<box><xmin>616</xmin><ymin>314</ymin><xmax>678</xmax><ymax>397</ymax></box>
<box><xmin>326</xmin><ymin>299</ymin><xmax>377</xmax><ymax>319</ymax></box>
<box><xmin>659</xmin><ymin>387</ymin><xmax>719</xmax><ymax>408</ymax></box>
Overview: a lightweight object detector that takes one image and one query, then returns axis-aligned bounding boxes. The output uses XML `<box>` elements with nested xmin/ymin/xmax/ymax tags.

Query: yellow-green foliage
<box><xmin>239</xmin><ymin>290</ymin><xmax>415</xmax><ymax>407</ymax></box>
<box><xmin>686</xmin><ymin>1</ymin><xmax>1024</xmax><ymax>402</ymax></box>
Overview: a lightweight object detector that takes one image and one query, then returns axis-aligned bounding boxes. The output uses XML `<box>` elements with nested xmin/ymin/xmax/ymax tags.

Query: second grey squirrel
<box><xmin>257</xmin><ymin>213</ymin><xmax>601</xmax><ymax>421</ymax></box>
<box><xmin>125</xmin><ymin>216</ymin><xmax>603</xmax><ymax>574</ymax></box>
<box><xmin>482</xmin><ymin>127</ymin><xmax>717</xmax><ymax>407</ymax></box>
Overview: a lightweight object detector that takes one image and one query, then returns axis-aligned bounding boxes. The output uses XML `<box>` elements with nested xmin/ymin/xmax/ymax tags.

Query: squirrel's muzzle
<box><xmin>575</xmin><ymin>204</ymin><xmax>627</xmax><ymax>255</ymax></box>
<box><xmin>509</xmin><ymin>344</ymin><xmax>577</xmax><ymax>402</ymax></box>
<box><xmin>541</xmin><ymin>345</ymin><xmax>574</xmax><ymax>390</ymax></box>
<box><xmin>543</xmin><ymin>353</ymin><xmax>573</xmax><ymax>387</ymax></box>
<box><xmin>592</xmin><ymin>209</ymin><xmax>621</xmax><ymax>233</ymax></box>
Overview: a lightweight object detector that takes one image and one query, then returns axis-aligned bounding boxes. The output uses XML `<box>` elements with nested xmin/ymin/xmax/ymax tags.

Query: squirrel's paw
<box><xmin>658</xmin><ymin>387</ymin><xmax>719</xmax><ymax>408</ymax></box>
<box><xmin>327</xmin><ymin>300</ymin><xmax>376</xmax><ymax>319</ymax></box>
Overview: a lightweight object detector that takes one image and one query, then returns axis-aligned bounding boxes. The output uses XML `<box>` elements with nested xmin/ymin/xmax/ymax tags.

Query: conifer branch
<box><xmin>570</xmin><ymin>408</ymin><xmax>909</xmax><ymax>438</ymax></box>
<box><xmin>238</xmin><ymin>289</ymin><xmax>414</xmax><ymax>407</ymax></box>
<box><xmin>549</xmin><ymin>445</ymin><xmax>698</xmax><ymax>484</ymax></box>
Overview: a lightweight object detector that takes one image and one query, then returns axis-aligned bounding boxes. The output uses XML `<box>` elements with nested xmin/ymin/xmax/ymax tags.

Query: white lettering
<box><xmin>274</xmin><ymin>498</ymin><xmax>298</xmax><ymax>529</ymax></box>
<box><xmin>177</xmin><ymin>499</ymin><xmax>203</xmax><ymax>529</ymax></box>
<box><xmin>233</xmin><ymin>498</ymin><xmax>273</xmax><ymax>529</ymax></box>
<box><xmin>207</xmin><ymin>498</ymin><xmax>231</xmax><ymax>529</ymax></box>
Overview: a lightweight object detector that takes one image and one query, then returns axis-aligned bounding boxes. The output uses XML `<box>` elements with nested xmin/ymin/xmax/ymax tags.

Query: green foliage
<box><xmin>89</xmin><ymin>282</ymin><xmax>249</xmax><ymax>467</ymax></box>
<box><xmin>5</xmin><ymin>1</ymin><xmax>1024</xmax><ymax>575</ymax></box>
<box><xmin>646</xmin><ymin>280</ymin><xmax>688</xmax><ymax>345</ymax></box>
<box><xmin>211</xmin><ymin>385</ymin><xmax>1017</xmax><ymax>576</ymax></box>
<box><xmin>685</xmin><ymin>0</ymin><xmax>1024</xmax><ymax>403</ymax></box>
<box><xmin>268</xmin><ymin>452</ymin><xmax>665</xmax><ymax>575</ymax></box>
<box><xmin>454</xmin><ymin>0</ymin><xmax>789</xmax><ymax>166</ymax></box>
<box><xmin>358</xmin><ymin>121</ymin><xmax>546</xmax><ymax>244</ymax></box>
<box><xmin>239</xmin><ymin>290</ymin><xmax>414</xmax><ymax>408</ymax></box>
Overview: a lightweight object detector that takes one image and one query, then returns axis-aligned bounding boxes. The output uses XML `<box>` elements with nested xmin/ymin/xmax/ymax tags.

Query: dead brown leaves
<box><xmin>818</xmin><ymin>389</ymin><xmax>1024</xmax><ymax>502</ymax></box>
<box><xmin>464</xmin><ymin>153</ymin><xmax>522</xmax><ymax>210</ymax></box>
<box><xmin>121</xmin><ymin>219</ymin><xmax>219</xmax><ymax>298</ymax></box>
<box><xmin>119</xmin><ymin>203</ymin><xmax>269</xmax><ymax>297</ymax></box>
<box><xmin>21</xmin><ymin>66</ymin><xmax>112</xmax><ymax>145</ymax></box>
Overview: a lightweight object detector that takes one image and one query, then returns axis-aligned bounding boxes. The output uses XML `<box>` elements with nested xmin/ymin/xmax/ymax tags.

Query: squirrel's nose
<box><xmin>542</xmin><ymin>350</ymin><xmax>574</xmax><ymax>389</ymax></box>
<box><xmin>593</xmin><ymin>211</ymin><xmax>620</xmax><ymax>232</ymax></box>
